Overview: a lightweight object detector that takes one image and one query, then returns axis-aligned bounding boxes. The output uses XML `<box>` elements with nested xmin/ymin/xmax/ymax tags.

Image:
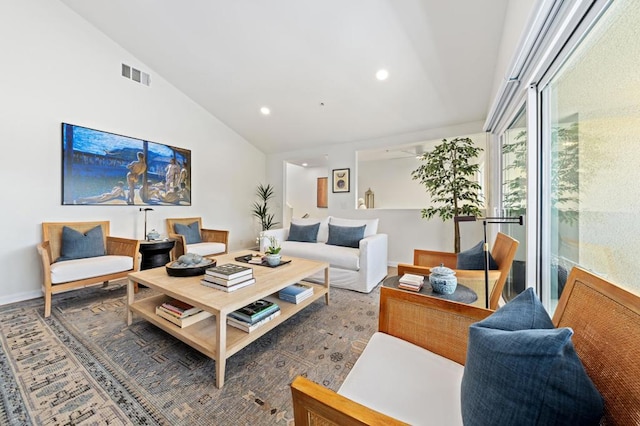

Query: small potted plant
<box><xmin>265</xmin><ymin>236</ymin><xmax>282</xmax><ymax>266</ymax></box>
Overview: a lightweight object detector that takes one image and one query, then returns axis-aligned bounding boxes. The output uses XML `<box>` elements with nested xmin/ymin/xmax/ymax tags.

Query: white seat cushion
<box><xmin>51</xmin><ymin>255</ymin><xmax>133</xmax><ymax>284</ymax></box>
<box><xmin>338</xmin><ymin>332</ymin><xmax>464</xmax><ymax>425</ymax></box>
<box><xmin>280</xmin><ymin>241</ymin><xmax>359</xmax><ymax>271</ymax></box>
<box><xmin>186</xmin><ymin>242</ymin><xmax>226</xmax><ymax>256</ymax></box>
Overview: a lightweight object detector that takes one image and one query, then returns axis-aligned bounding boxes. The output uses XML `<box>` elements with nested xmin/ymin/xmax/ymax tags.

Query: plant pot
<box><xmin>266</xmin><ymin>254</ymin><xmax>281</xmax><ymax>266</ymax></box>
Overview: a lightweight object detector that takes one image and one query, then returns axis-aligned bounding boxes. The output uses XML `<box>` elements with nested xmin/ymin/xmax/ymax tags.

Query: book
<box><xmin>160</xmin><ymin>299</ymin><xmax>202</xmax><ymax>318</ymax></box>
<box><xmin>278</xmin><ymin>283</ymin><xmax>314</xmax><ymax>304</ymax></box>
<box><xmin>201</xmin><ymin>274</ymin><xmax>255</xmax><ymax>287</ymax></box>
<box><xmin>227</xmin><ymin>310</ymin><xmax>281</xmax><ymax>333</ymax></box>
<box><xmin>398</xmin><ymin>282</ymin><xmax>423</xmax><ymax>292</ymax></box>
<box><xmin>205</xmin><ymin>264</ymin><xmax>252</xmax><ymax>280</ymax></box>
<box><xmin>228</xmin><ymin>299</ymin><xmax>279</xmax><ymax>323</ymax></box>
<box><xmin>279</xmin><ymin>291</ymin><xmax>314</xmax><ymax>304</ymax></box>
<box><xmin>399</xmin><ymin>273</ymin><xmax>425</xmax><ymax>286</ymax></box>
<box><xmin>155</xmin><ymin>306</ymin><xmax>212</xmax><ymax>328</ymax></box>
<box><xmin>229</xmin><ymin>302</ymin><xmax>279</xmax><ymax>324</ymax></box>
<box><xmin>200</xmin><ymin>278</ymin><xmax>256</xmax><ymax>292</ymax></box>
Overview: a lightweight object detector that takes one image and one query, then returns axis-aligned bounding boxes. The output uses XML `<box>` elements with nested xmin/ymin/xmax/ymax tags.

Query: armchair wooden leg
<box><xmin>44</xmin><ymin>291</ymin><xmax>52</xmax><ymax>318</ymax></box>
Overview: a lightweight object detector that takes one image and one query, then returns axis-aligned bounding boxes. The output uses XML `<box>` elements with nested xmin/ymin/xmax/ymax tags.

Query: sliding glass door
<box><xmin>541</xmin><ymin>0</ymin><xmax>640</xmax><ymax>310</ymax></box>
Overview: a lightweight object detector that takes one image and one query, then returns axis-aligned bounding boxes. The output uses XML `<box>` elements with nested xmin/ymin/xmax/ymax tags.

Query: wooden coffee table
<box><xmin>126</xmin><ymin>251</ymin><xmax>329</xmax><ymax>388</ymax></box>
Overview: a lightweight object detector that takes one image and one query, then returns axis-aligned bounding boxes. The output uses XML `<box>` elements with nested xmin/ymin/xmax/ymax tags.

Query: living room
<box><xmin>2</xmin><ymin>0</ymin><xmax>639</xmax><ymax>424</ymax></box>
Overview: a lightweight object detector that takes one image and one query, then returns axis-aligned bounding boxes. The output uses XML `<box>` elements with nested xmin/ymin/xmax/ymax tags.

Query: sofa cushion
<box><xmin>456</xmin><ymin>240</ymin><xmax>498</xmax><ymax>270</ymax></box>
<box><xmin>326</xmin><ymin>224</ymin><xmax>365</xmax><ymax>248</ymax></box>
<box><xmin>50</xmin><ymin>255</ymin><xmax>133</xmax><ymax>284</ymax></box>
<box><xmin>339</xmin><ymin>332</ymin><xmax>464</xmax><ymax>425</ymax></box>
<box><xmin>280</xmin><ymin>241</ymin><xmax>360</xmax><ymax>271</ymax></box>
<box><xmin>291</xmin><ymin>217</ymin><xmax>330</xmax><ymax>243</ymax></box>
<box><xmin>329</xmin><ymin>217</ymin><xmax>378</xmax><ymax>237</ymax></box>
<box><xmin>461</xmin><ymin>288</ymin><xmax>604</xmax><ymax>425</ymax></box>
<box><xmin>186</xmin><ymin>242</ymin><xmax>225</xmax><ymax>257</ymax></box>
<box><xmin>287</xmin><ymin>223</ymin><xmax>320</xmax><ymax>243</ymax></box>
<box><xmin>174</xmin><ymin>221</ymin><xmax>202</xmax><ymax>244</ymax></box>
<box><xmin>58</xmin><ymin>225</ymin><xmax>105</xmax><ymax>261</ymax></box>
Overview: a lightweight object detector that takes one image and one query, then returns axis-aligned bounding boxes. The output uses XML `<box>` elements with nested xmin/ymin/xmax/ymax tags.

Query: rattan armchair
<box><xmin>37</xmin><ymin>221</ymin><xmax>140</xmax><ymax>318</ymax></box>
<box><xmin>397</xmin><ymin>232</ymin><xmax>518</xmax><ymax>309</ymax></box>
<box><xmin>166</xmin><ymin>217</ymin><xmax>229</xmax><ymax>259</ymax></box>
<box><xmin>291</xmin><ymin>266</ymin><xmax>640</xmax><ymax>424</ymax></box>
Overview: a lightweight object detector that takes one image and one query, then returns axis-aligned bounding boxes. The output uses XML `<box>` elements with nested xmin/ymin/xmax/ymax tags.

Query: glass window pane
<box><xmin>501</xmin><ymin>107</ymin><xmax>527</xmax><ymax>301</ymax></box>
<box><xmin>544</xmin><ymin>0</ymin><xmax>640</xmax><ymax>311</ymax></box>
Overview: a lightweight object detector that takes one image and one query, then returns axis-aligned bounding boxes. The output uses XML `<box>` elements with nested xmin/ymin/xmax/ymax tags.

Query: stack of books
<box><xmin>398</xmin><ymin>273</ymin><xmax>425</xmax><ymax>292</ymax></box>
<box><xmin>227</xmin><ymin>299</ymin><xmax>281</xmax><ymax>332</ymax></box>
<box><xmin>155</xmin><ymin>298</ymin><xmax>212</xmax><ymax>328</ymax></box>
<box><xmin>278</xmin><ymin>283</ymin><xmax>314</xmax><ymax>304</ymax></box>
<box><xmin>201</xmin><ymin>264</ymin><xmax>254</xmax><ymax>292</ymax></box>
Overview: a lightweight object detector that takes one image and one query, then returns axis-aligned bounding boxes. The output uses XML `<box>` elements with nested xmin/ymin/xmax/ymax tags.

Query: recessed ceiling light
<box><xmin>260</xmin><ymin>106</ymin><xmax>271</xmax><ymax>115</ymax></box>
<box><xmin>376</xmin><ymin>69</ymin><xmax>389</xmax><ymax>81</ymax></box>
<box><xmin>302</xmin><ymin>163</ymin><xmax>308</xmax><ymax>167</ymax></box>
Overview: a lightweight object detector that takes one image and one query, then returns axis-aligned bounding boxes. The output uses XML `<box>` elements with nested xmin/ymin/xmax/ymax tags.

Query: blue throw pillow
<box><xmin>174</xmin><ymin>222</ymin><xmax>202</xmax><ymax>244</ymax></box>
<box><xmin>457</xmin><ymin>240</ymin><xmax>498</xmax><ymax>270</ymax></box>
<box><xmin>326</xmin><ymin>224</ymin><xmax>365</xmax><ymax>248</ymax></box>
<box><xmin>57</xmin><ymin>225</ymin><xmax>106</xmax><ymax>261</ymax></box>
<box><xmin>287</xmin><ymin>223</ymin><xmax>320</xmax><ymax>243</ymax></box>
<box><xmin>461</xmin><ymin>288</ymin><xmax>604</xmax><ymax>425</ymax></box>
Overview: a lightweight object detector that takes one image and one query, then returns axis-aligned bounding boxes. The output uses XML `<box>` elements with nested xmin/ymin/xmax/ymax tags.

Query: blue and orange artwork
<box><xmin>62</xmin><ymin>123</ymin><xmax>191</xmax><ymax>206</ymax></box>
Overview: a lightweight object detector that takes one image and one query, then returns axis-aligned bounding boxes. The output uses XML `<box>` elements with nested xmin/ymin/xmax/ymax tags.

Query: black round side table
<box><xmin>382</xmin><ymin>275</ymin><xmax>478</xmax><ymax>305</ymax></box>
<box><xmin>139</xmin><ymin>239</ymin><xmax>176</xmax><ymax>270</ymax></box>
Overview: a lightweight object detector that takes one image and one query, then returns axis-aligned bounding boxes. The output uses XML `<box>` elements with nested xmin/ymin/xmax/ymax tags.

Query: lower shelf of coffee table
<box><xmin>129</xmin><ymin>283</ymin><xmax>328</xmax><ymax>359</ymax></box>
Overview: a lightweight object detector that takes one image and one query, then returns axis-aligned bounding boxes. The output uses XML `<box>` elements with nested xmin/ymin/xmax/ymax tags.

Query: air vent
<box><xmin>121</xmin><ymin>63</ymin><xmax>150</xmax><ymax>86</ymax></box>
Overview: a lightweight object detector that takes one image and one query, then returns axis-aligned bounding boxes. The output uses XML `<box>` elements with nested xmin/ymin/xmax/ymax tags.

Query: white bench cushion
<box><xmin>280</xmin><ymin>241</ymin><xmax>360</xmax><ymax>271</ymax></box>
<box><xmin>338</xmin><ymin>332</ymin><xmax>464</xmax><ymax>425</ymax></box>
<box><xmin>51</xmin><ymin>255</ymin><xmax>133</xmax><ymax>284</ymax></box>
<box><xmin>186</xmin><ymin>242</ymin><xmax>226</xmax><ymax>256</ymax></box>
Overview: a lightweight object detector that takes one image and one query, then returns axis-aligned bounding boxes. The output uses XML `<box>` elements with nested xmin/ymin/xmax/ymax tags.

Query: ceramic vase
<box><xmin>266</xmin><ymin>254</ymin><xmax>281</xmax><ymax>266</ymax></box>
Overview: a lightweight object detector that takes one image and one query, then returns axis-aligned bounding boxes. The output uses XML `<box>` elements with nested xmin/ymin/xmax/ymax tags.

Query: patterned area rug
<box><xmin>0</xmin><ymin>281</ymin><xmax>380</xmax><ymax>425</ymax></box>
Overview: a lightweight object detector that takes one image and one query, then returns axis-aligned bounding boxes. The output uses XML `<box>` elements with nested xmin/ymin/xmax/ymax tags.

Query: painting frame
<box><xmin>61</xmin><ymin>123</ymin><xmax>191</xmax><ymax>206</ymax></box>
<box><xmin>332</xmin><ymin>168</ymin><xmax>350</xmax><ymax>193</ymax></box>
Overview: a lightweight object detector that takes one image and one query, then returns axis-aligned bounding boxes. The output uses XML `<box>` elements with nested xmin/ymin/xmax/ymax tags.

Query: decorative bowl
<box><xmin>165</xmin><ymin>258</ymin><xmax>216</xmax><ymax>277</ymax></box>
<box><xmin>429</xmin><ymin>264</ymin><xmax>457</xmax><ymax>294</ymax></box>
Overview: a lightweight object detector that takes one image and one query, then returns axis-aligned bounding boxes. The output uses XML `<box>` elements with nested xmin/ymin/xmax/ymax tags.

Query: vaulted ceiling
<box><xmin>59</xmin><ymin>0</ymin><xmax>509</xmax><ymax>154</ymax></box>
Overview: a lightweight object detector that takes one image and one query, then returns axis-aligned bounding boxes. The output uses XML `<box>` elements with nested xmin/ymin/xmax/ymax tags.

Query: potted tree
<box><xmin>411</xmin><ymin>137</ymin><xmax>483</xmax><ymax>253</ymax></box>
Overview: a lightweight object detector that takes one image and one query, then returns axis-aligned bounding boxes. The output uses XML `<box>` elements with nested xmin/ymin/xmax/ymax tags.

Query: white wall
<box><xmin>357</xmin><ymin>157</ymin><xmax>426</xmax><ymax>209</ymax></box>
<box><xmin>357</xmin><ymin>132</ymin><xmax>488</xmax><ymax>209</ymax></box>
<box><xmin>285</xmin><ymin>164</ymin><xmax>329</xmax><ymax>218</ymax></box>
<box><xmin>267</xmin><ymin>122</ymin><xmax>487</xmax><ymax>266</ymax></box>
<box><xmin>0</xmin><ymin>0</ymin><xmax>266</xmax><ymax>305</ymax></box>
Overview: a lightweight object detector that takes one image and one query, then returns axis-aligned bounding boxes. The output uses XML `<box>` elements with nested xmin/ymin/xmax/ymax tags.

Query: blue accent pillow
<box><xmin>461</xmin><ymin>288</ymin><xmax>604</xmax><ymax>425</ymax></box>
<box><xmin>287</xmin><ymin>223</ymin><xmax>320</xmax><ymax>243</ymax></box>
<box><xmin>174</xmin><ymin>222</ymin><xmax>202</xmax><ymax>244</ymax></box>
<box><xmin>57</xmin><ymin>225</ymin><xmax>106</xmax><ymax>261</ymax></box>
<box><xmin>457</xmin><ymin>240</ymin><xmax>499</xmax><ymax>270</ymax></box>
<box><xmin>326</xmin><ymin>224</ymin><xmax>365</xmax><ymax>248</ymax></box>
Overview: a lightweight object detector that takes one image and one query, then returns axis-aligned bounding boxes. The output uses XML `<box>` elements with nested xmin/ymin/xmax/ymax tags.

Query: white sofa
<box><xmin>259</xmin><ymin>216</ymin><xmax>388</xmax><ymax>293</ymax></box>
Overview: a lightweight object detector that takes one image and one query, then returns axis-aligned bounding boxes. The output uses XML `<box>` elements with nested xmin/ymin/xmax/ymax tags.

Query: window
<box><xmin>542</xmin><ymin>0</ymin><xmax>640</xmax><ymax>310</ymax></box>
<box><xmin>501</xmin><ymin>107</ymin><xmax>527</xmax><ymax>301</ymax></box>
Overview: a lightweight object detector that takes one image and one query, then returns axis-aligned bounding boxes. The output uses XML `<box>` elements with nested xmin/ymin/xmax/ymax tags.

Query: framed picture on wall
<box><xmin>332</xmin><ymin>168</ymin><xmax>350</xmax><ymax>193</ymax></box>
<box><xmin>61</xmin><ymin>123</ymin><xmax>191</xmax><ymax>206</ymax></box>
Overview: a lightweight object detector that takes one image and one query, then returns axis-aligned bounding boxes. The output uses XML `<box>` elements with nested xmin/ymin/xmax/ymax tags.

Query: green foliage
<box><xmin>251</xmin><ymin>183</ymin><xmax>280</xmax><ymax>231</ymax></box>
<box><xmin>411</xmin><ymin>137</ymin><xmax>483</xmax><ymax>252</ymax></box>
<box><xmin>502</xmin><ymin>123</ymin><xmax>581</xmax><ymax>225</ymax></box>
